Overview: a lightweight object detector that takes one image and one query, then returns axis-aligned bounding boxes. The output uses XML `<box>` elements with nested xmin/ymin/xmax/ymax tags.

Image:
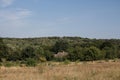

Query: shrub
<box><xmin>25</xmin><ymin>58</ymin><xmax>37</xmax><ymax>67</ymax></box>
<box><xmin>21</xmin><ymin>46</ymin><xmax>35</xmax><ymax>60</ymax></box>
<box><xmin>4</xmin><ymin>62</ymin><xmax>13</xmax><ymax>67</ymax></box>
<box><xmin>39</xmin><ymin>57</ymin><xmax>47</xmax><ymax>62</ymax></box>
<box><xmin>64</xmin><ymin>59</ymin><xmax>70</xmax><ymax>65</ymax></box>
<box><xmin>83</xmin><ymin>46</ymin><xmax>102</xmax><ymax>61</ymax></box>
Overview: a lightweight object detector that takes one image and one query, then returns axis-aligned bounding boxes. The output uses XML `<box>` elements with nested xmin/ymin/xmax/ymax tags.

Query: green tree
<box><xmin>67</xmin><ymin>47</ymin><xmax>84</xmax><ymax>61</ymax></box>
<box><xmin>21</xmin><ymin>46</ymin><xmax>35</xmax><ymax>60</ymax></box>
<box><xmin>100</xmin><ymin>41</ymin><xmax>113</xmax><ymax>49</ymax></box>
<box><xmin>0</xmin><ymin>38</ymin><xmax>9</xmax><ymax>61</ymax></box>
<box><xmin>25</xmin><ymin>58</ymin><xmax>37</xmax><ymax>67</ymax></box>
<box><xmin>103</xmin><ymin>47</ymin><xmax>117</xmax><ymax>59</ymax></box>
<box><xmin>83</xmin><ymin>46</ymin><xmax>102</xmax><ymax>61</ymax></box>
<box><xmin>44</xmin><ymin>50</ymin><xmax>54</xmax><ymax>61</ymax></box>
<box><xmin>34</xmin><ymin>47</ymin><xmax>45</xmax><ymax>60</ymax></box>
<box><xmin>117</xmin><ymin>45</ymin><xmax>120</xmax><ymax>58</ymax></box>
<box><xmin>53</xmin><ymin>39</ymin><xmax>69</xmax><ymax>53</ymax></box>
<box><xmin>8</xmin><ymin>50</ymin><xmax>21</xmax><ymax>61</ymax></box>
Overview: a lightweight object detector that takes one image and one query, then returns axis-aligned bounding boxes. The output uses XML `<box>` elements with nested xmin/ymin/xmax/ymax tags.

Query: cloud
<box><xmin>0</xmin><ymin>0</ymin><xmax>15</xmax><ymax>7</ymax></box>
<box><xmin>0</xmin><ymin>9</ymin><xmax>31</xmax><ymax>20</ymax></box>
<box><xmin>0</xmin><ymin>9</ymin><xmax>32</xmax><ymax>27</ymax></box>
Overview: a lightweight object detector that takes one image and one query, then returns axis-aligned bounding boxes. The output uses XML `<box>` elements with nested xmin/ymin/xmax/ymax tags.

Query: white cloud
<box><xmin>0</xmin><ymin>9</ymin><xmax>32</xmax><ymax>27</ymax></box>
<box><xmin>0</xmin><ymin>9</ymin><xmax>31</xmax><ymax>20</ymax></box>
<box><xmin>0</xmin><ymin>0</ymin><xmax>15</xmax><ymax>7</ymax></box>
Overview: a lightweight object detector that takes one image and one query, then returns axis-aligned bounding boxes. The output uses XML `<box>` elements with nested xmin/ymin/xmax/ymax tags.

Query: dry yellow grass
<box><xmin>0</xmin><ymin>61</ymin><xmax>120</xmax><ymax>80</ymax></box>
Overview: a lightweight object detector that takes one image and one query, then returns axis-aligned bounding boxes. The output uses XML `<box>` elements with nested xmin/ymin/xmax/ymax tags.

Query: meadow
<box><xmin>0</xmin><ymin>60</ymin><xmax>120</xmax><ymax>80</ymax></box>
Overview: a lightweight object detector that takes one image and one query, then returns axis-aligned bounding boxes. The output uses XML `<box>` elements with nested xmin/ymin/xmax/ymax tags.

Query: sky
<box><xmin>0</xmin><ymin>0</ymin><xmax>120</xmax><ymax>39</ymax></box>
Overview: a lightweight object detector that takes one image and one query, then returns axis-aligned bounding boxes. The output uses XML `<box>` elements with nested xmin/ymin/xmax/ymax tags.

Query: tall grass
<box><xmin>0</xmin><ymin>61</ymin><xmax>120</xmax><ymax>80</ymax></box>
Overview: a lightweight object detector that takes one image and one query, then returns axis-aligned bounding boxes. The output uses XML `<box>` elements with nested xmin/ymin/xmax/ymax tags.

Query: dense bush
<box><xmin>52</xmin><ymin>39</ymin><xmax>70</xmax><ymax>53</ymax></box>
<box><xmin>25</xmin><ymin>58</ymin><xmax>37</xmax><ymax>67</ymax></box>
<box><xmin>0</xmin><ymin>37</ymin><xmax>120</xmax><ymax>63</ymax></box>
<box><xmin>21</xmin><ymin>46</ymin><xmax>36</xmax><ymax>60</ymax></box>
<box><xmin>83</xmin><ymin>47</ymin><xmax>102</xmax><ymax>61</ymax></box>
<box><xmin>67</xmin><ymin>47</ymin><xmax>84</xmax><ymax>61</ymax></box>
<box><xmin>0</xmin><ymin>38</ymin><xmax>9</xmax><ymax>61</ymax></box>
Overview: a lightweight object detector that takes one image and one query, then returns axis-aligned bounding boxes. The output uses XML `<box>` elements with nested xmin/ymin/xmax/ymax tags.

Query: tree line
<box><xmin>0</xmin><ymin>37</ymin><xmax>120</xmax><ymax>63</ymax></box>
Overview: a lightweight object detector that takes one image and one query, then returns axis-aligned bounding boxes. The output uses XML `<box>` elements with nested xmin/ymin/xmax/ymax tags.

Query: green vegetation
<box><xmin>64</xmin><ymin>59</ymin><xmax>70</xmax><ymax>65</ymax></box>
<box><xmin>25</xmin><ymin>58</ymin><xmax>37</xmax><ymax>67</ymax></box>
<box><xmin>0</xmin><ymin>37</ymin><xmax>120</xmax><ymax>66</ymax></box>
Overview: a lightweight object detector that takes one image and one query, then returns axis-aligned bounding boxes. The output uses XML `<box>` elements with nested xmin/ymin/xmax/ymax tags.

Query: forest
<box><xmin>0</xmin><ymin>37</ymin><xmax>120</xmax><ymax>66</ymax></box>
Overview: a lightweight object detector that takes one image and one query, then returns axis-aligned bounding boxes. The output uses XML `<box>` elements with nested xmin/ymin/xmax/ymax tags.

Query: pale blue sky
<box><xmin>0</xmin><ymin>0</ymin><xmax>120</xmax><ymax>39</ymax></box>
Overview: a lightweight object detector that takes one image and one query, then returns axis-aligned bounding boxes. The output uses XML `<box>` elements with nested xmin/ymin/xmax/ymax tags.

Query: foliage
<box><xmin>0</xmin><ymin>38</ymin><xmax>9</xmax><ymax>61</ymax></box>
<box><xmin>21</xmin><ymin>46</ymin><xmax>36</xmax><ymax>60</ymax></box>
<box><xmin>104</xmin><ymin>47</ymin><xmax>117</xmax><ymax>59</ymax></box>
<box><xmin>39</xmin><ymin>57</ymin><xmax>47</xmax><ymax>62</ymax></box>
<box><xmin>4</xmin><ymin>62</ymin><xmax>14</xmax><ymax>67</ymax></box>
<box><xmin>67</xmin><ymin>47</ymin><xmax>84</xmax><ymax>61</ymax></box>
<box><xmin>0</xmin><ymin>37</ymin><xmax>120</xmax><ymax>63</ymax></box>
<box><xmin>44</xmin><ymin>50</ymin><xmax>54</xmax><ymax>61</ymax></box>
<box><xmin>8</xmin><ymin>50</ymin><xmax>22</xmax><ymax>61</ymax></box>
<box><xmin>53</xmin><ymin>39</ymin><xmax>69</xmax><ymax>53</ymax></box>
<box><xmin>25</xmin><ymin>58</ymin><xmax>37</xmax><ymax>67</ymax></box>
<box><xmin>64</xmin><ymin>59</ymin><xmax>70</xmax><ymax>65</ymax></box>
<box><xmin>83</xmin><ymin>46</ymin><xmax>102</xmax><ymax>61</ymax></box>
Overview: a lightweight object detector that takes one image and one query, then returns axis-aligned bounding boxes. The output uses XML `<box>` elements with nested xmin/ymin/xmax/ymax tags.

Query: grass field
<box><xmin>0</xmin><ymin>61</ymin><xmax>120</xmax><ymax>80</ymax></box>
